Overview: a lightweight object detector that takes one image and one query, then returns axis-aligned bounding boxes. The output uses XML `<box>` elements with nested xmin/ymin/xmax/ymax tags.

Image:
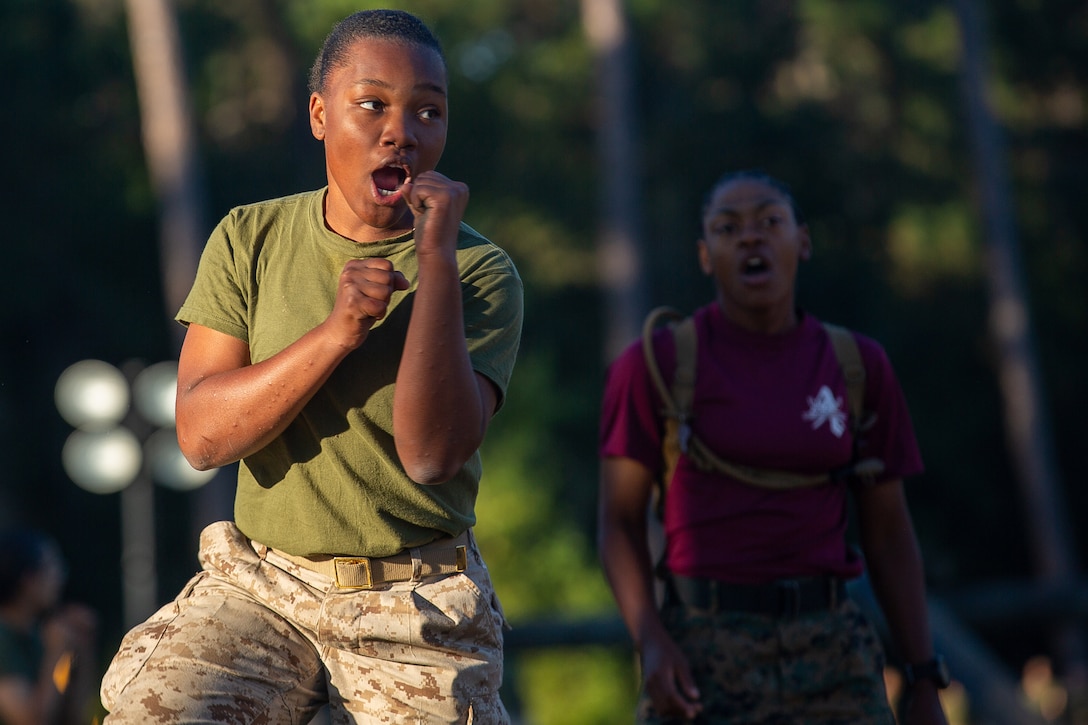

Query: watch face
<box><xmin>932</xmin><ymin>656</ymin><xmax>951</xmax><ymax>687</ymax></box>
<box><xmin>906</xmin><ymin>656</ymin><xmax>950</xmax><ymax>689</ymax></box>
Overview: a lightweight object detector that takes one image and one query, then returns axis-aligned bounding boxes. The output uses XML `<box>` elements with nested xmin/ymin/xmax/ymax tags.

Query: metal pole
<box><xmin>119</xmin><ymin>472</ymin><xmax>158</xmax><ymax>629</ymax></box>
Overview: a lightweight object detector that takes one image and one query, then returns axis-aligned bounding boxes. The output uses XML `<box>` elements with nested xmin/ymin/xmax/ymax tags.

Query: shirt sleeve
<box><xmin>598</xmin><ymin>329</ymin><xmax>673</xmax><ymax>475</ymax></box>
<box><xmin>175</xmin><ymin>209</ymin><xmax>252</xmax><ymax>343</ymax></box>
<box><xmin>460</xmin><ymin>246</ymin><xmax>524</xmax><ymax>410</ymax></box>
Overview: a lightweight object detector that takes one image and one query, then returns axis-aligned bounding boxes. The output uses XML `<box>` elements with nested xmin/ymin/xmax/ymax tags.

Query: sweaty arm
<box><xmin>393</xmin><ymin>171</ymin><xmax>498</xmax><ymax>484</ymax></box>
<box><xmin>598</xmin><ymin>456</ymin><xmax>702</xmax><ymax>721</ymax></box>
<box><xmin>176</xmin><ymin>256</ymin><xmax>409</xmax><ymax>471</ymax></box>
<box><xmin>856</xmin><ymin>480</ymin><xmax>948</xmax><ymax>725</ymax></box>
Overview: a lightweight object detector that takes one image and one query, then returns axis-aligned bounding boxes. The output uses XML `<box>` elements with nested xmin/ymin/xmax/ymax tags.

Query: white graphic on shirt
<box><xmin>803</xmin><ymin>385</ymin><xmax>848</xmax><ymax>438</ymax></box>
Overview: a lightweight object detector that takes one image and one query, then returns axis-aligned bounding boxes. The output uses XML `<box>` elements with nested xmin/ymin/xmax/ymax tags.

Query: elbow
<box><xmin>175</xmin><ymin>400</ymin><xmax>250</xmax><ymax>470</ymax></box>
<box><xmin>402</xmin><ymin>458</ymin><xmax>461</xmax><ymax>486</ymax></box>
<box><xmin>398</xmin><ymin>442</ymin><xmax>469</xmax><ymax>485</ymax></box>
<box><xmin>395</xmin><ymin>426</ymin><xmax>483</xmax><ymax>486</ymax></box>
<box><xmin>178</xmin><ymin>437</ymin><xmax>220</xmax><ymax>472</ymax></box>
<box><xmin>176</xmin><ymin>421</ymin><xmax>228</xmax><ymax>471</ymax></box>
<box><xmin>187</xmin><ymin>456</ymin><xmax>219</xmax><ymax>473</ymax></box>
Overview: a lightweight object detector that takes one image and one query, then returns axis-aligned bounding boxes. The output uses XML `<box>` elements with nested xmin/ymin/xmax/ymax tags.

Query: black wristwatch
<box><xmin>903</xmin><ymin>654</ymin><xmax>950</xmax><ymax>689</ymax></box>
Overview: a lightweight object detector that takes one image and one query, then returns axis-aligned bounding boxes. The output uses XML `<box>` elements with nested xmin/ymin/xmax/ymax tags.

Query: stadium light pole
<box><xmin>55</xmin><ymin>359</ymin><xmax>214</xmax><ymax>628</ymax></box>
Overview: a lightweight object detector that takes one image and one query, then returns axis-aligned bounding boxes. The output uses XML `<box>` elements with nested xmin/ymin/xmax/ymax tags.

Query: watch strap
<box><xmin>903</xmin><ymin>654</ymin><xmax>950</xmax><ymax>689</ymax></box>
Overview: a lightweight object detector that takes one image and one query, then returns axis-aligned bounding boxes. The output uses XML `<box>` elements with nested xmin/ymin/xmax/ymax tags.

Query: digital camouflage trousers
<box><xmin>638</xmin><ymin>597</ymin><xmax>895</xmax><ymax>724</ymax></box>
<box><xmin>100</xmin><ymin>521</ymin><xmax>510</xmax><ymax>724</ymax></box>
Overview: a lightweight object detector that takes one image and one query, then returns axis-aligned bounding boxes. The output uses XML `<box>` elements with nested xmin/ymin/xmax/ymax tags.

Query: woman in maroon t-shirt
<box><xmin>598</xmin><ymin>170</ymin><xmax>948</xmax><ymax>724</ymax></box>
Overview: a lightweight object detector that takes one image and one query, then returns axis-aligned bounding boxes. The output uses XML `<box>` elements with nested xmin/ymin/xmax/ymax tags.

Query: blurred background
<box><xmin>1</xmin><ymin>0</ymin><xmax>1086</xmax><ymax>722</ymax></box>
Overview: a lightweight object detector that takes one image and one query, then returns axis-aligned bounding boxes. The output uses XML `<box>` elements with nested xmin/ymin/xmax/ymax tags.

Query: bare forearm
<box><xmin>177</xmin><ymin>325</ymin><xmax>349</xmax><ymax>469</ymax></box>
<box><xmin>866</xmin><ymin>520</ymin><xmax>950</xmax><ymax>723</ymax></box>
<box><xmin>393</xmin><ymin>251</ymin><xmax>487</xmax><ymax>483</ymax></box>
<box><xmin>598</xmin><ymin>458</ymin><xmax>668</xmax><ymax>649</ymax></box>
<box><xmin>866</xmin><ymin>528</ymin><xmax>935</xmax><ymax>663</ymax></box>
<box><xmin>859</xmin><ymin>484</ymin><xmax>936</xmax><ymax>663</ymax></box>
<box><xmin>600</xmin><ymin>522</ymin><xmax>665</xmax><ymax>649</ymax></box>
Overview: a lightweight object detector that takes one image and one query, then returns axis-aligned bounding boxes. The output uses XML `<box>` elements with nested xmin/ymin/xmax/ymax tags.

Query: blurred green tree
<box><xmin>1</xmin><ymin>0</ymin><xmax>1085</xmax><ymax>721</ymax></box>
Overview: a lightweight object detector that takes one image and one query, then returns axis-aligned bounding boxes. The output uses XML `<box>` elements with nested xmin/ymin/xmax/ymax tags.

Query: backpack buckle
<box><xmin>678</xmin><ymin>419</ymin><xmax>692</xmax><ymax>454</ymax></box>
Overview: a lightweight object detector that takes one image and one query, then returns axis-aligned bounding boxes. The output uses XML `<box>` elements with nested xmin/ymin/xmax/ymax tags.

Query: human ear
<box><xmin>697</xmin><ymin>239</ymin><xmax>713</xmax><ymax>275</ymax></box>
<box><xmin>308</xmin><ymin>93</ymin><xmax>326</xmax><ymax>140</ymax></box>
<box><xmin>798</xmin><ymin>225</ymin><xmax>813</xmax><ymax>261</ymax></box>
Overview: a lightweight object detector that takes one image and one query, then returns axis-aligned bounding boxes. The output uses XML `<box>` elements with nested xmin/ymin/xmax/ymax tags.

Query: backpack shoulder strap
<box><xmin>642</xmin><ymin>311</ymin><xmax>882</xmax><ymax>494</ymax></box>
<box><xmin>641</xmin><ymin>306</ymin><xmax>686</xmax><ymax>422</ymax></box>
<box><xmin>641</xmin><ymin>307</ymin><xmax>694</xmax><ymax>508</ymax></box>
<box><xmin>821</xmin><ymin>322</ymin><xmax>864</xmax><ymax>425</ymax></box>
<box><xmin>821</xmin><ymin>322</ymin><xmax>886</xmax><ymax>482</ymax></box>
<box><xmin>670</xmin><ymin>316</ymin><xmax>698</xmax><ymax>438</ymax></box>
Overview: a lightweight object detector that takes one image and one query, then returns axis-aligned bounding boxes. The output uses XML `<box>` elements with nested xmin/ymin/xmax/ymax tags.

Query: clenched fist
<box><xmin>326</xmin><ymin>257</ymin><xmax>410</xmax><ymax>350</ymax></box>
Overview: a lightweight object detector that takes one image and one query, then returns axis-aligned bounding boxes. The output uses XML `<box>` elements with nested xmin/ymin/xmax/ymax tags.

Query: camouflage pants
<box><xmin>638</xmin><ymin>598</ymin><xmax>894</xmax><ymax>724</ymax></box>
<box><xmin>100</xmin><ymin>521</ymin><xmax>510</xmax><ymax>724</ymax></box>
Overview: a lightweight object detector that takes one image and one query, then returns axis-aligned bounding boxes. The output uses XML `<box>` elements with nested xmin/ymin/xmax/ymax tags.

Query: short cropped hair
<box><xmin>701</xmin><ymin>169</ymin><xmax>806</xmax><ymax>226</ymax></box>
<box><xmin>308</xmin><ymin>9</ymin><xmax>445</xmax><ymax>95</ymax></box>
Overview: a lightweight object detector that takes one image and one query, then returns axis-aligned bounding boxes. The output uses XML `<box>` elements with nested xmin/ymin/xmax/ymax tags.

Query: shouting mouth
<box><xmin>373</xmin><ymin>164</ymin><xmax>410</xmax><ymax>201</ymax></box>
<box><xmin>741</xmin><ymin>254</ymin><xmax>770</xmax><ymax>278</ymax></box>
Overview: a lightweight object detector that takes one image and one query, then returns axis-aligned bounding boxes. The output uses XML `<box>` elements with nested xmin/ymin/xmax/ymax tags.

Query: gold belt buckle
<box><xmin>333</xmin><ymin>557</ymin><xmax>373</xmax><ymax>589</ymax></box>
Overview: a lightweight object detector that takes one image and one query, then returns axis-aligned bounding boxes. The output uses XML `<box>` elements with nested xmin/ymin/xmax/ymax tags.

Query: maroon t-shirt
<box><xmin>599</xmin><ymin>304</ymin><xmax>924</xmax><ymax>584</ymax></box>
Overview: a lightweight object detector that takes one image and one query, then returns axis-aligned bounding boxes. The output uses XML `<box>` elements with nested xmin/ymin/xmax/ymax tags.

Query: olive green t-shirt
<box><xmin>177</xmin><ymin>189</ymin><xmax>523</xmax><ymax>557</ymax></box>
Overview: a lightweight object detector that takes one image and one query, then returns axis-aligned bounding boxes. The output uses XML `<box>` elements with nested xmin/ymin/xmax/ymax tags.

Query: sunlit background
<box><xmin>2</xmin><ymin>1</ymin><xmax>1086</xmax><ymax>723</ymax></box>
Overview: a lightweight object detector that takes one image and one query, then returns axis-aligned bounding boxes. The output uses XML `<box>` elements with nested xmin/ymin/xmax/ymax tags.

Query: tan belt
<box><xmin>270</xmin><ymin>530</ymin><xmax>469</xmax><ymax>590</ymax></box>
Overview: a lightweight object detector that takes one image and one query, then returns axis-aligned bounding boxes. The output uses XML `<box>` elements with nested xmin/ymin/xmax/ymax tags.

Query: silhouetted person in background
<box><xmin>0</xmin><ymin>528</ymin><xmax>98</xmax><ymax>725</ymax></box>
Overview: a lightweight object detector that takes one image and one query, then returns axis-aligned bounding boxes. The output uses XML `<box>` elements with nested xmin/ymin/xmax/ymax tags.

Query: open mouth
<box><xmin>741</xmin><ymin>255</ymin><xmax>770</xmax><ymax>277</ymax></box>
<box><xmin>373</xmin><ymin>165</ymin><xmax>409</xmax><ymax>197</ymax></box>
